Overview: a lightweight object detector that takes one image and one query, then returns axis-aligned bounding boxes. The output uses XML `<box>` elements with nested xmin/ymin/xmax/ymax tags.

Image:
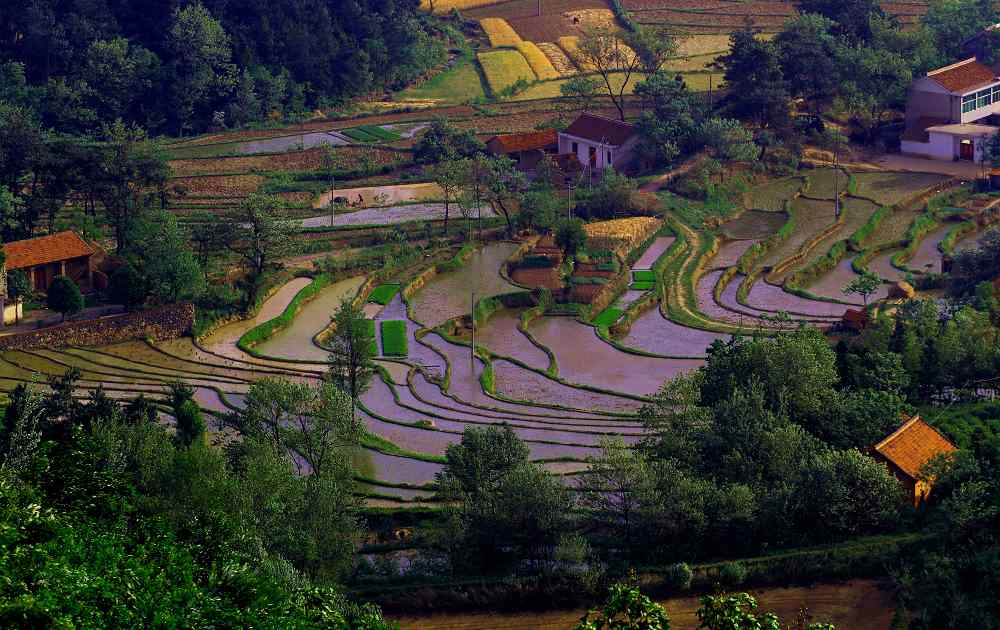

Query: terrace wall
<box><xmin>0</xmin><ymin>303</ymin><xmax>194</xmax><ymax>351</ymax></box>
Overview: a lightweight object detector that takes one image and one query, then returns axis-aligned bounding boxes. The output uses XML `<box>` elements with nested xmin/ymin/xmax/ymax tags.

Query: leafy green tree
<box><xmin>126</xmin><ymin>208</ymin><xmax>203</xmax><ymax>303</ymax></box>
<box><xmin>555</xmin><ymin>217</ymin><xmax>588</xmax><ymax>258</ymax></box>
<box><xmin>718</xmin><ymin>26</ymin><xmax>789</xmax><ymax>129</ymax></box>
<box><xmin>5</xmin><ymin>268</ymin><xmax>31</xmax><ymax>323</ymax></box>
<box><xmin>412</xmin><ymin>119</ymin><xmax>484</xmax><ymax>164</ymax></box>
<box><xmin>775</xmin><ymin>14</ymin><xmax>843</xmax><ymax>113</ymax></box>
<box><xmin>798</xmin><ymin>0</ymin><xmax>884</xmax><ymax>42</ymax></box>
<box><xmin>574</xmin><ymin>583</ymin><xmax>672</xmax><ymax>630</ymax></box>
<box><xmin>634</xmin><ymin>72</ymin><xmax>699</xmax><ymax>166</ymax></box>
<box><xmin>327</xmin><ymin>300</ymin><xmax>376</xmax><ymax>423</ymax></box>
<box><xmin>166</xmin><ymin>1</ymin><xmax>236</xmax><ymax>134</ymax></box>
<box><xmin>482</xmin><ymin>155</ymin><xmax>527</xmax><ymax>235</ymax></box>
<box><xmin>80</xmin><ymin>37</ymin><xmax>160</xmax><ymax>125</ymax></box>
<box><xmin>173</xmin><ymin>399</ymin><xmax>206</xmax><ymax>448</ymax></box>
<box><xmin>218</xmin><ymin>194</ymin><xmax>294</xmax><ymax>287</ymax></box>
<box><xmin>580</xmin><ymin>437</ymin><xmax>654</xmax><ymax>557</ymax></box>
<box><xmin>844</xmin><ymin>269</ymin><xmax>881</xmax><ymax>307</ymax></box>
<box><xmin>93</xmin><ymin>121</ymin><xmax>170</xmax><ymax>253</ymax></box>
<box><xmin>922</xmin><ymin>0</ymin><xmax>998</xmax><ymax>59</ymax></box>
<box><xmin>0</xmin><ymin>384</ymin><xmax>43</xmax><ymax>471</ymax></box>
<box><xmin>46</xmin><ymin>275</ymin><xmax>83</xmax><ymax>321</ymax></box>
<box><xmin>698</xmin><ymin>118</ymin><xmax>760</xmax><ymax>162</ymax></box>
<box><xmin>840</xmin><ymin>46</ymin><xmax>912</xmax><ymax>142</ymax></box>
<box><xmin>0</xmin><ymin>104</ymin><xmax>44</xmax><ymax>240</ymax></box>
<box><xmin>108</xmin><ymin>263</ymin><xmax>149</xmax><ymax>311</ymax></box>
<box><xmin>428</xmin><ymin>158</ymin><xmax>468</xmax><ymax>233</ymax></box>
<box><xmin>517</xmin><ymin>190</ymin><xmax>561</xmax><ymax>233</ymax></box>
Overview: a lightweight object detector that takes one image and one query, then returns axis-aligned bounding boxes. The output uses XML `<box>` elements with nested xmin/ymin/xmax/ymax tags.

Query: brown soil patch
<box><xmin>464</xmin><ymin>0</ymin><xmax>609</xmax><ymax>20</ymax></box>
<box><xmin>169</xmin><ymin>174</ymin><xmax>264</xmax><ymax>197</ymax></box>
<box><xmin>511</xmin><ymin>267</ymin><xmax>562</xmax><ymax>290</ymax></box>
<box><xmin>395</xmin><ymin>579</ymin><xmax>895</xmax><ymax>630</ymax></box>
<box><xmin>169</xmin><ymin>146</ymin><xmax>405</xmax><ymax>177</ymax></box>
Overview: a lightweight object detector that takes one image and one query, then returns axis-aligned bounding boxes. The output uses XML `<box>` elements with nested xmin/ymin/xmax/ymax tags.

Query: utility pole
<box><xmin>833</xmin><ymin>150</ymin><xmax>841</xmax><ymax>218</ymax></box>
<box><xmin>329</xmin><ymin>169</ymin><xmax>336</xmax><ymax>227</ymax></box>
<box><xmin>470</xmin><ymin>290</ymin><xmax>476</xmax><ymax>371</ymax></box>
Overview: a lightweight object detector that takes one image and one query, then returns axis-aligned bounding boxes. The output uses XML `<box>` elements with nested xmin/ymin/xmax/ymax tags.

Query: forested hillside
<box><xmin>0</xmin><ymin>0</ymin><xmax>446</xmax><ymax>135</ymax></box>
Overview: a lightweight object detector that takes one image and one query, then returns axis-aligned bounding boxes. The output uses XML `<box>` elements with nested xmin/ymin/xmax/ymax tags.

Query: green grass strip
<box><xmin>238</xmin><ymin>274</ymin><xmax>331</xmax><ymax>353</ymax></box>
<box><xmin>630</xmin><ymin>281</ymin><xmax>654</xmax><ymax>291</ymax></box>
<box><xmin>632</xmin><ymin>269</ymin><xmax>656</xmax><ymax>283</ymax></box>
<box><xmin>358</xmin><ymin>125</ymin><xmax>402</xmax><ymax>141</ymax></box>
<box><xmin>592</xmin><ymin>307</ymin><xmax>623</xmax><ymax>328</ymax></box>
<box><xmin>380</xmin><ymin>320</ymin><xmax>408</xmax><ymax>357</ymax></box>
<box><xmin>369</xmin><ymin>283</ymin><xmax>401</xmax><ymax>305</ymax></box>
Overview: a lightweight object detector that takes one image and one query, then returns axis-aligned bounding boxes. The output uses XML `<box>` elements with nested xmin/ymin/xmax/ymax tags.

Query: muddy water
<box><xmin>200</xmin><ymin>277</ymin><xmax>313</xmax><ymax>361</ymax></box>
<box><xmin>353</xmin><ymin>449</ymin><xmax>442</xmax><ymax>486</ymax></box>
<box><xmin>746</xmin><ymin>277</ymin><xmax>848</xmax><ymax>318</ymax></box>
<box><xmin>633</xmin><ymin>236</ymin><xmax>676</xmax><ymax>269</ymax></box>
<box><xmin>254</xmin><ymin>276</ymin><xmax>366</xmax><ymax>362</ymax></box>
<box><xmin>807</xmin><ymin>257</ymin><xmax>888</xmax><ymax>305</ymax></box>
<box><xmin>906</xmin><ymin>224</ymin><xmax>951</xmax><ymax>274</ymax></box>
<box><xmin>528</xmin><ymin>317</ymin><xmax>700</xmax><ymax>396</ymax></box>
<box><xmin>721</xmin><ymin>210</ymin><xmax>787</xmax><ymax>240</ymax></box>
<box><xmin>421</xmin><ymin>333</ymin><xmax>642</xmax><ymax>416</ymax></box>
<box><xmin>493</xmin><ymin>359</ymin><xmax>645</xmax><ymax>414</ymax></box>
<box><xmin>395</xmin><ymin>579</ymin><xmax>894</xmax><ymax>630</ymax></box>
<box><xmin>712</xmin><ymin>239</ymin><xmax>755</xmax><ymax>269</ymax></box>
<box><xmin>614</xmin><ymin>290</ymin><xmax>647</xmax><ymax>309</ymax></box>
<box><xmin>410</xmin><ymin>243</ymin><xmax>521</xmax><ymax>328</ymax></box>
<box><xmin>622</xmin><ymin>307</ymin><xmax>730</xmax><ymax>357</ymax></box>
<box><xmin>476</xmin><ymin>309</ymin><xmax>550</xmax><ymax>371</ymax></box>
<box><xmin>867</xmin><ymin>249</ymin><xmax>905</xmax><ymax>283</ymax></box>
<box><xmin>716</xmin><ymin>273</ymin><xmax>813</xmax><ymax>325</ymax></box>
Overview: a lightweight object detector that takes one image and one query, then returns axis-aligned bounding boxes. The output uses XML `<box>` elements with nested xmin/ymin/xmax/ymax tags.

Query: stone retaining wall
<box><xmin>0</xmin><ymin>302</ymin><xmax>194</xmax><ymax>351</ymax></box>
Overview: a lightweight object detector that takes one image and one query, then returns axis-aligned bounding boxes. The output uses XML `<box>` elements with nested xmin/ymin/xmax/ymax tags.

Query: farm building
<box><xmin>1</xmin><ymin>231</ymin><xmax>96</xmax><ymax>324</ymax></box>
<box><xmin>901</xmin><ymin>58</ymin><xmax>1000</xmax><ymax>161</ymax></box>
<box><xmin>557</xmin><ymin>113</ymin><xmax>639</xmax><ymax>174</ymax></box>
<box><xmin>871</xmin><ymin>416</ymin><xmax>958</xmax><ymax>506</ymax></box>
<box><xmin>485</xmin><ymin>129</ymin><xmax>558</xmax><ymax>171</ymax></box>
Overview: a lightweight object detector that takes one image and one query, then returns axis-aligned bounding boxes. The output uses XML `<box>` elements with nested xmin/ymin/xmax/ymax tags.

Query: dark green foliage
<box><xmin>632</xmin><ymin>270</ymin><xmax>655</xmax><ymax>283</ymax></box>
<box><xmin>718</xmin><ymin>26</ymin><xmax>789</xmax><ymax>129</ymax></box>
<box><xmin>328</xmin><ymin>301</ymin><xmax>377</xmax><ymax>414</ymax></box>
<box><xmin>173</xmin><ymin>399</ymin><xmax>206</xmax><ymax>448</ymax></box>
<box><xmin>799</xmin><ymin>0</ymin><xmax>884</xmax><ymax>42</ymax></box>
<box><xmin>5</xmin><ymin>268</ymin><xmax>30</xmax><ymax>322</ymax></box>
<box><xmin>630</xmin><ymin>281</ymin><xmax>654</xmax><ymax>291</ymax></box>
<box><xmin>519</xmin><ymin>255</ymin><xmax>557</xmax><ymax>269</ymax></box>
<box><xmin>108</xmin><ymin>263</ymin><xmax>149</xmax><ymax>311</ymax></box>
<box><xmin>368</xmin><ymin>284</ymin><xmax>400</xmax><ymax>305</ymax></box>
<box><xmin>412</xmin><ymin>119</ymin><xmax>484</xmax><ymax>164</ymax></box>
<box><xmin>719</xmin><ymin>562</ymin><xmax>748</xmax><ymax>587</ymax></box>
<box><xmin>0</xmin><ymin>0</ymin><xmax>445</xmax><ymax>134</ymax></box>
<box><xmin>574</xmin><ymin>170</ymin><xmax>639</xmax><ymax>220</ymax></box>
<box><xmin>556</xmin><ymin>218</ymin><xmax>588</xmax><ymax>257</ymax></box>
<box><xmin>664</xmin><ymin>563</ymin><xmax>693</xmax><ymax>592</ymax></box>
<box><xmin>379</xmin><ymin>320</ymin><xmax>408</xmax><ymax>357</ymax></box>
<box><xmin>46</xmin><ymin>275</ymin><xmax>84</xmax><ymax>321</ymax></box>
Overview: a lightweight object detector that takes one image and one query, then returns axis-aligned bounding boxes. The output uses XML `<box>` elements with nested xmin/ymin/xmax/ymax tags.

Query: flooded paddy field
<box><xmin>622</xmin><ymin>306</ymin><xmax>731</xmax><ymax>357</ymax></box>
<box><xmin>721</xmin><ymin>210</ymin><xmax>786</xmax><ymax>240</ymax></box>
<box><xmin>807</xmin><ymin>257</ymin><xmax>889</xmax><ymax>305</ymax></box>
<box><xmin>475</xmin><ymin>309</ymin><xmax>550</xmax><ymax>370</ymax></box>
<box><xmin>633</xmin><ymin>236</ymin><xmax>676</xmax><ymax>268</ymax></box>
<box><xmin>905</xmin><ymin>224</ymin><xmax>951</xmax><ymax>274</ymax></box>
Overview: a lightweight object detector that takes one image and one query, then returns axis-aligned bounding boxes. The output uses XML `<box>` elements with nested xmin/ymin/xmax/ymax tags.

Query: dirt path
<box><xmin>639</xmin><ymin>154</ymin><xmax>705</xmax><ymax>193</ymax></box>
<box><xmin>394</xmin><ymin>579</ymin><xmax>895</xmax><ymax>630</ymax></box>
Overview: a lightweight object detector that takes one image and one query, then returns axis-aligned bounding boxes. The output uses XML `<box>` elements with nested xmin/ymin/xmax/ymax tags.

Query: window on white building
<box><xmin>572</xmin><ymin>142</ymin><xmax>578</xmax><ymax>153</ymax></box>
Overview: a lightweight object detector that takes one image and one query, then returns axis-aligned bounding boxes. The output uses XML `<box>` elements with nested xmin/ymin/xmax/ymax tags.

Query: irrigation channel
<box><xmin>0</xmin><ymin>177</ymin><xmax>957</xmax><ymax>505</ymax></box>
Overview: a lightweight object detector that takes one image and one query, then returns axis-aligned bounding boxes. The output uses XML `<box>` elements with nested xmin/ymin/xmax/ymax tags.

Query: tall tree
<box><xmin>326</xmin><ymin>300</ymin><xmax>376</xmax><ymax>424</ymax></box>
<box><xmin>576</xmin><ymin>25</ymin><xmax>676</xmax><ymax>120</ymax></box>
<box><xmin>482</xmin><ymin>155</ymin><xmax>526</xmax><ymax>235</ymax></box>
<box><xmin>218</xmin><ymin>194</ymin><xmax>294</xmax><ymax>288</ymax></box>
<box><xmin>718</xmin><ymin>25</ymin><xmax>790</xmax><ymax>129</ymax></box>
<box><xmin>428</xmin><ymin>158</ymin><xmax>468</xmax><ymax>234</ymax></box>
<box><xmin>798</xmin><ymin>0</ymin><xmax>885</xmax><ymax>42</ymax></box>
<box><xmin>775</xmin><ymin>14</ymin><xmax>843</xmax><ymax>113</ymax></box>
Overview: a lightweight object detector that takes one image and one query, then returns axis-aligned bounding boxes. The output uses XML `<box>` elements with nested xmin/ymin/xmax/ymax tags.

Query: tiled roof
<box><xmin>4</xmin><ymin>231</ymin><xmax>95</xmax><ymax>270</ymax></box>
<box><xmin>873</xmin><ymin>417</ymin><xmax>957</xmax><ymax>480</ymax></box>
<box><xmin>561</xmin><ymin>113</ymin><xmax>637</xmax><ymax>145</ymax></box>
<box><xmin>927</xmin><ymin>58</ymin><xmax>998</xmax><ymax>93</ymax></box>
<box><xmin>487</xmin><ymin>129</ymin><xmax>557</xmax><ymax>154</ymax></box>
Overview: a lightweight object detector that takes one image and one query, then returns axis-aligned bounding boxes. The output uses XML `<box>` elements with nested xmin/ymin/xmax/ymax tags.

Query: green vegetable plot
<box><xmin>380</xmin><ymin>320</ymin><xmax>408</xmax><ymax>357</ymax></box>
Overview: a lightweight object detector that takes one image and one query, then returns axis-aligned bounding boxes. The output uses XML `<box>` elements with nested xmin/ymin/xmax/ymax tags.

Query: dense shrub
<box><xmin>719</xmin><ymin>562</ymin><xmax>748</xmax><ymax>587</ymax></box>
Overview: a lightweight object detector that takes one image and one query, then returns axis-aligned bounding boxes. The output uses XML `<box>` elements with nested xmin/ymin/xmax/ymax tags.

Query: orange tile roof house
<box><xmin>902</xmin><ymin>58</ymin><xmax>1000</xmax><ymax>161</ymax></box>
<box><xmin>485</xmin><ymin>129</ymin><xmax>558</xmax><ymax>172</ymax></box>
<box><xmin>871</xmin><ymin>416</ymin><xmax>958</xmax><ymax>506</ymax></box>
<box><xmin>557</xmin><ymin>113</ymin><xmax>639</xmax><ymax>174</ymax></box>
<box><xmin>1</xmin><ymin>231</ymin><xmax>97</xmax><ymax>324</ymax></box>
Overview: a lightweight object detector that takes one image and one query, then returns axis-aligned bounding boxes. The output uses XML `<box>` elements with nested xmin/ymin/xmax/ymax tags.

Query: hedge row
<box><xmin>939</xmin><ymin>220</ymin><xmax>977</xmax><ymax>255</ymax></box>
<box><xmin>848</xmin><ymin>205</ymin><xmax>890</xmax><ymax>250</ymax></box>
<box><xmin>237</xmin><ymin>274</ymin><xmax>332</xmax><ymax>353</ymax></box>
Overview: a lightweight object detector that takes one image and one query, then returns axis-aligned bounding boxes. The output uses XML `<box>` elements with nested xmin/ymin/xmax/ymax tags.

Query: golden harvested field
<box><xmin>516</xmin><ymin>41</ymin><xmax>561</xmax><ymax>80</ymax></box>
<box><xmin>480</xmin><ymin>17</ymin><xmax>522</xmax><ymax>47</ymax></box>
<box><xmin>169</xmin><ymin>174</ymin><xmax>265</xmax><ymax>197</ymax></box>
<box><xmin>557</xmin><ymin>36</ymin><xmax>595</xmax><ymax>71</ymax></box>
<box><xmin>477</xmin><ymin>49</ymin><xmax>536</xmax><ymax>95</ymax></box>
<box><xmin>536</xmin><ymin>42</ymin><xmax>577</xmax><ymax>75</ymax></box>
<box><xmin>674</xmin><ymin>34</ymin><xmax>731</xmax><ymax>57</ymax></box>
<box><xmin>418</xmin><ymin>0</ymin><xmax>502</xmax><ymax>12</ymax></box>
<box><xmin>584</xmin><ymin>217</ymin><xmax>662</xmax><ymax>257</ymax></box>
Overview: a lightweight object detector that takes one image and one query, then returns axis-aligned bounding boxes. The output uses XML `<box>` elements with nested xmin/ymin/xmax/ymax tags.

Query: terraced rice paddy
<box><xmin>622</xmin><ymin>307</ymin><xmax>731</xmax><ymax>357</ymax></box>
<box><xmin>760</xmin><ymin>198</ymin><xmax>838</xmax><ymax>269</ymax></box>
<box><xmin>254</xmin><ymin>276</ymin><xmax>367</xmax><ymax>362</ymax></box>
<box><xmin>807</xmin><ymin>257</ymin><xmax>889</xmax><ymax>305</ymax></box>
<box><xmin>721</xmin><ymin>210</ymin><xmax>787</xmax><ymax>240</ymax></box>
<box><xmin>476</xmin><ymin>309</ymin><xmax>551</xmax><ymax>370</ymax></box>
<box><xmin>852</xmin><ymin>172</ymin><xmax>951</xmax><ymax>206</ymax></box>
<box><xmin>905</xmin><ymin>224</ymin><xmax>952</xmax><ymax>274</ymax></box>
<box><xmin>633</xmin><ymin>236</ymin><xmax>676</xmax><ymax>269</ymax></box>
<box><xmin>745</xmin><ymin>278</ymin><xmax>849</xmax><ymax>319</ymax></box>
<box><xmin>528</xmin><ymin>316</ymin><xmax>701</xmax><ymax>395</ymax></box>
<box><xmin>409</xmin><ymin>242</ymin><xmax>521</xmax><ymax>327</ymax></box>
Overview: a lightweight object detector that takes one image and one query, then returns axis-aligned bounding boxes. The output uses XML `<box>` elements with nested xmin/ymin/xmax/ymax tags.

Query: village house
<box><xmin>871</xmin><ymin>416</ymin><xmax>958</xmax><ymax>506</ymax></box>
<box><xmin>557</xmin><ymin>113</ymin><xmax>640</xmax><ymax>174</ymax></box>
<box><xmin>1</xmin><ymin>231</ymin><xmax>96</xmax><ymax>324</ymax></box>
<box><xmin>485</xmin><ymin>129</ymin><xmax>558</xmax><ymax>171</ymax></box>
<box><xmin>901</xmin><ymin>58</ymin><xmax>1000</xmax><ymax>161</ymax></box>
